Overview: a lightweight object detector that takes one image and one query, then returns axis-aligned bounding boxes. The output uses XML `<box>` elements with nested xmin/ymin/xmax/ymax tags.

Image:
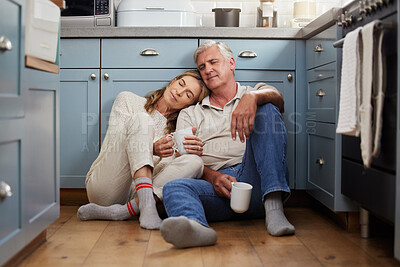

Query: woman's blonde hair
<box><xmin>144</xmin><ymin>70</ymin><xmax>208</xmax><ymax>134</ymax></box>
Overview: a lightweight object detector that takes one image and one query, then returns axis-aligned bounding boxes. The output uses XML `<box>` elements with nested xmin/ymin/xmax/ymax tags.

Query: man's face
<box><xmin>196</xmin><ymin>46</ymin><xmax>235</xmax><ymax>91</ymax></box>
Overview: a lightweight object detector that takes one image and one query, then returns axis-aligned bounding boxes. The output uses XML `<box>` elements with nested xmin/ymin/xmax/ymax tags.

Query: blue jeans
<box><xmin>162</xmin><ymin>103</ymin><xmax>290</xmax><ymax>227</ymax></box>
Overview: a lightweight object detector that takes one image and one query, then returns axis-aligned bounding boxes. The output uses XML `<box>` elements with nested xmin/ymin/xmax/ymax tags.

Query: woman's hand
<box><xmin>183</xmin><ymin>126</ymin><xmax>204</xmax><ymax>156</ymax></box>
<box><xmin>153</xmin><ymin>135</ymin><xmax>174</xmax><ymax>158</ymax></box>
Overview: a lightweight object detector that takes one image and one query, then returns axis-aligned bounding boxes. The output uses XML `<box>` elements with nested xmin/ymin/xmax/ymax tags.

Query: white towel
<box><xmin>372</xmin><ymin>23</ymin><xmax>385</xmax><ymax>158</ymax></box>
<box><xmin>336</xmin><ymin>27</ymin><xmax>362</xmax><ymax>136</ymax></box>
<box><xmin>360</xmin><ymin>21</ymin><xmax>383</xmax><ymax>168</ymax></box>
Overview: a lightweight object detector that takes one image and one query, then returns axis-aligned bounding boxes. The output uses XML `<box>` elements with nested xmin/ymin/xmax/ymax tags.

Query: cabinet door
<box><xmin>235</xmin><ymin>70</ymin><xmax>296</xmax><ymax>188</ymax></box>
<box><xmin>100</xmin><ymin>69</ymin><xmax>188</xmax><ymax>142</ymax></box>
<box><xmin>22</xmin><ymin>68</ymin><xmax>60</xmax><ymax>239</ymax></box>
<box><xmin>60</xmin><ymin>69</ymin><xmax>100</xmax><ymax>188</ymax></box>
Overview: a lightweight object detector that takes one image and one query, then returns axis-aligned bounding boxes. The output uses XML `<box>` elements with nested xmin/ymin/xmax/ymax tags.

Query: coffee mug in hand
<box><xmin>172</xmin><ymin>128</ymin><xmax>193</xmax><ymax>155</ymax></box>
<box><xmin>230</xmin><ymin>182</ymin><xmax>253</xmax><ymax>213</ymax></box>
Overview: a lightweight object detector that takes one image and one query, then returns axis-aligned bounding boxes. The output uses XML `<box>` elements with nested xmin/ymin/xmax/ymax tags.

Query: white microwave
<box><xmin>61</xmin><ymin>0</ymin><xmax>115</xmax><ymax>27</ymax></box>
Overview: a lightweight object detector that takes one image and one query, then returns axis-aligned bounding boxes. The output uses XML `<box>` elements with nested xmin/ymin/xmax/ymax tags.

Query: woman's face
<box><xmin>163</xmin><ymin>75</ymin><xmax>202</xmax><ymax>111</ymax></box>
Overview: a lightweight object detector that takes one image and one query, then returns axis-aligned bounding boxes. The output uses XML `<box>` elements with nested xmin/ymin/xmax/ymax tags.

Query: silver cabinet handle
<box><xmin>238</xmin><ymin>50</ymin><xmax>257</xmax><ymax>58</ymax></box>
<box><xmin>315</xmin><ymin>44</ymin><xmax>324</xmax><ymax>52</ymax></box>
<box><xmin>104</xmin><ymin>73</ymin><xmax>109</xmax><ymax>80</ymax></box>
<box><xmin>140</xmin><ymin>48</ymin><xmax>159</xmax><ymax>56</ymax></box>
<box><xmin>316</xmin><ymin>89</ymin><xmax>326</xmax><ymax>97</ymax></box>
<box><xmin>90</xmin><ymin>73</ymin><xmax>96</xmax><ymax>80</ymax></box>
<box><xmin>287</xmin><ymin>73</ymin><xmax>293</xmax><ymax>81</ymax></box>
<box><xmin>316</xmin><ymin>157</ymin><xmax>325</xmax><ymax>166</ymax></box>
<box><xmin>0</xmin><ymin>36</ymin><xmax>13</xmax><ymax>51</ymax></box>
<box><xmin>0</xmin><ymin>181</ymin><xmax>13</xmax><ymax>200</ymax></box>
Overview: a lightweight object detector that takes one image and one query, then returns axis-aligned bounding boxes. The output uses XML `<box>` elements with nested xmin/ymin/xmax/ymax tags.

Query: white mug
<box><xmin>230</xmin><ymin>182</ymin><xmax>253</xmax><ymax>213</ymax></box>
<box><xmin>171</xmin><ymin>128</ymin><xmax>193</xmax><ymax>155</ymax></box>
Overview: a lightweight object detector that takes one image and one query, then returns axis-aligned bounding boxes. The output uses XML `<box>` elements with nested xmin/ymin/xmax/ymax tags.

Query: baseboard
<box><xmin>60</xmin><ymin>188</ymin><xmax>89</xmax><ymax>206</ymax></box>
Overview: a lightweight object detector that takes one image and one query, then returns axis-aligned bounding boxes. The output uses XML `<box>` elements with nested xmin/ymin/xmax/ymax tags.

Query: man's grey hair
<box><xmin>193</xmin><ymin>40</ymin><xmax>234</xmax><ymax>65</ymax></box>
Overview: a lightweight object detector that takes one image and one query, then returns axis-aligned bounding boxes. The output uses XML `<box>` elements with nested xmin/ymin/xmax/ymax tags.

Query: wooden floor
<box><xmin>15</xmin><ymin>205</ymin><xmax>400</xmax><ymax>267</ymax></box>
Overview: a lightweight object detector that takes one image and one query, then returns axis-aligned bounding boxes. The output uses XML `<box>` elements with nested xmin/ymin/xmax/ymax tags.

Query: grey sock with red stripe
<box><xmin>77</xmin><ymin>200</ymin><xmax>139</xmax><ymax>221</ymax></box>
<box><xmin>135</xmin><ymin>177</ymin><xmax>162</xmax><ymax>229</ymax></box>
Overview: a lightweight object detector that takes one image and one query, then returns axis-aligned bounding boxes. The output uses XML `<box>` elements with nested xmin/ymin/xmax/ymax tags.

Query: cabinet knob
<box><xmin>90</xmin><ymin>73</ymin><xmax>96</xmax><ymax>80</ymax></box>
<box><xmin>314</xmin><ymin>44</ymin><xmax>324</xmax><ymax>52</ymax></box>
<box><xmin>316</xmin><ymin>89</ymin><xmax>326</xmax><ymax>97</ymax></box>
<box><xmin>287</xmin><ymin>73</ymin><xmax>293</xmax><ymax>81</ymax></box>
<box><xmin>238</xmin><ymin>50</ymin><xmax>257</xmax><ymax>58</ymax></box>
<box><xmin>0</xmin><ymin>181</ymin><xmax>13</xmax><ymax>200</ymax></box>
<box><xmin>140</xmin><ymin>48</ymin><xmax>159</xmax><ymax>56</ymax></box>
<box><xmin>316</xmin><ymin>157</ymin><xmax>325</xmax><ymax>166</ymax></box>
<box><xmin>0</xmin><ymin>36</ymin><xmax>13</xmax><ymax>51</ymax></box>
<box><xmin>104</xmin><ymin>73</ymin><xmax>109</xmax><ymax>80</ymax></box>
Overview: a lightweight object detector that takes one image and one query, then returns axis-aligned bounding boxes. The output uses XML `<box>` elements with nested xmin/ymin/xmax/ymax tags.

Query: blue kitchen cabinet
<box><xmin>59</xmin><ymin>69</ymin><xmax>100</xmax><ymax>188</ymax></box>
<box><xmin>0</xmin><ymin>0</ymin><xmax>60</xmax><ymax>264</ymax></box>
<box><xmin>22</xmin><ymin>68</ymin><xmax>60</xmax><ymax>242</ymax></box>
<box><xmin>0</xmin><ymin>0</ymin><xmax>25</xmax><ymax>264</ymax></box>
<box><xmin>305</xmin><ymin>25</ymin><xmax>357</xmax><ymax>212</ymax></box>
<box><xmin>59</xmin><ymin>39</ymin><xmax>100</xmax><ymax>188</ymax></box>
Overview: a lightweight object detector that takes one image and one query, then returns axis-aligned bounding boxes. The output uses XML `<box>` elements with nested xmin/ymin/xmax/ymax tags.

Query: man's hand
<box><xmin>203</xmin><ymin>167</ymin><xmax>237</xmax><ymax>199</ymax></box>
<box><xmin>231</xmin><ymin>92</ymin><xmax>257</xmax><ymax>143</ymax></box>
<box><xmin>153</xmin><ymin>135</ymin><xmax>174</xmax><ymax>157</ymax></box>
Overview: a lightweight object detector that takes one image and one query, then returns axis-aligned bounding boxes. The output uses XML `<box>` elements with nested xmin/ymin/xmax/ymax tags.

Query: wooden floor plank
<box><xmin>14</xmin><ymin>205</ymin><xmax>400</xmax><ymax>267</ymax></box>
<box><xmin>19</xmin><ymin>208</ymin><xmax>109</xmax><ymax>267</ymax></box>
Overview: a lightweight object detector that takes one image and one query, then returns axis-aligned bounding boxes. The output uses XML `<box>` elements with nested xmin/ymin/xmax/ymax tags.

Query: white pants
<box><xmin>85</xmin><ymin>97</ymin><xmax>203</xmax><ymax>206</ymax></box>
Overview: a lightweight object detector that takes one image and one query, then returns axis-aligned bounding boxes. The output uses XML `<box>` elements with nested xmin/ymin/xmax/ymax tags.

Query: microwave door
<box><xmin>61</xmin><ymin>0</ymin><xmax>94</xmax><ymax>16</ymax></box>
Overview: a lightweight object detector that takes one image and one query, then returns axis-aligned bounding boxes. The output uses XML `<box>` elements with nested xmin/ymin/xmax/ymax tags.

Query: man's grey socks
<box><xmin>160</xmin><ymin>216</ymin><xmax>217</xmax><ymax>248</ymax></box>
<box><xmin>264</xmin><ymin>191</ymin><xmax>295</xmax><ymax>236</ymax></box>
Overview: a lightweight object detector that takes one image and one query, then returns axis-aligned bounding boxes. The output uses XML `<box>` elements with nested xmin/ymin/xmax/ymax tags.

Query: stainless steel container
<box><xmin>212</xmin><ymin>8</ymin><xmax>241</xmax><ymax>27</ymax></box>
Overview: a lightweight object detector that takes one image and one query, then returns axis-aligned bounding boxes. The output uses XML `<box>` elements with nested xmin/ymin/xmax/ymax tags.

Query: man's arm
<box><xmin>231</xmin><ymin>83</ymin><xmax>284</xmax><ymax>142</ymax></box>
<box><xmin>202</xmin><ymin>166</ymin><xmax>237</xmax><ymax>199</ymax></box>
<box><xmin>251</xmin><ymin>83</ymin><xmax>284</xmax><ymax>113</ymax></box>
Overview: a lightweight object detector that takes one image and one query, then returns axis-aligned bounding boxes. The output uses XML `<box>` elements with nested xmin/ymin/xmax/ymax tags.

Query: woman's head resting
<box><xmin>163</xmin><ymin>70</ymin><xmax>208</xmax><ymax>111</ymax></box>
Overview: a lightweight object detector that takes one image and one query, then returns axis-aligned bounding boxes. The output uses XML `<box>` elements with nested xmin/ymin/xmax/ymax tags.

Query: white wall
<box><xmin>191</xmin><ymin>0</ymin><xmax>347</xmax><ymax>27</ymax></box>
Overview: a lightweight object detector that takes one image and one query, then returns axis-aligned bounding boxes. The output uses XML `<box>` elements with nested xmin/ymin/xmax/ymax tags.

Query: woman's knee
<box><xmin>179</xmin><ymin>154</ymin><xmax>204</xmax><ymax>175</ymax></box>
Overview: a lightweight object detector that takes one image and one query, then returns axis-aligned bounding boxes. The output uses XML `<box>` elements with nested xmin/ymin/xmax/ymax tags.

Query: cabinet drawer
<box><xmin>307</xmin><ymin>62</ymin><xmax>337</xmax><ymax>123</ymax></box>
<box><xmin>102</xmin><ymin>39</ymin><xmax>197</xmax><ymax>68</ymax></box>
<box><xmin>200</xmin><ymin>39</ymin><xmax>295</xmax><ymax>70</ymax></box>
<box><xmin>306</xmin><ymin>39</ymin><xmax>336</xmax><ymax>70</ymax></box>
<box><xmin>60</xmin><ymin>39</ymin><xmax>100</xmax><ymax>68</ymax></box>
<box><xmin>307</xmin><ymin>122</ymin><xmax>335</xmax><ymax>195</ymax></box>
<box><xmin>0</xmin><ymin>120</ymin><xmax>22</xmax><ymax>244</ymax></box>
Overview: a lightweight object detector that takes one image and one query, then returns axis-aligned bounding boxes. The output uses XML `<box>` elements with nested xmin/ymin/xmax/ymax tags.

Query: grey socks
<box><xmin>77</xmin><ymin>200</ymin><xmax>139</xmax><ymax>221</ymax></box>
<box><xmin>264</xmin><ymin>191</ymin><xmax>295</xmax><ymax>236</ymax></box>
<box><xmin>160</xmin><ymin>216</ymin><xmax>217</xmax><ymax>248</ymax></box>
<box><xmin>135</xmin><ymin>177</ymin><xmax>162</xmax><ymax>229</ymax></box>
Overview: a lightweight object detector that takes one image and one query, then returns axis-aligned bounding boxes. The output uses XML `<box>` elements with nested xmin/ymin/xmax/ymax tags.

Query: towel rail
<box><xmin>333</xmin><ymin>21</ymin><xmax>393</xmax><ymax>48</ymax></box>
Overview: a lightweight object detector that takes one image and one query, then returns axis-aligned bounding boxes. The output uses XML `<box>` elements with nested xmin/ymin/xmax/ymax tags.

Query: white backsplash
<box><xmin>191</xmin><ymin>0</ymin><xmax>346</xmax><ymax>28</ymax></box>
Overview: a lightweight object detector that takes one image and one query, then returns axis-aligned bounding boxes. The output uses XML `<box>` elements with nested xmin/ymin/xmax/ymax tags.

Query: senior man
<box><xmin>160</xmin><ymin>40</ymin><xmax>295</xmax><ymax>248</ymax></box>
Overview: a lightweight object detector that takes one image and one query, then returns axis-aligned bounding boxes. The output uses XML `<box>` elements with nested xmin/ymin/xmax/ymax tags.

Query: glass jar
<box><xmin>291</xmin><ymin>0</ymin><xmax>316</xmax><ymax>28</ymax></box>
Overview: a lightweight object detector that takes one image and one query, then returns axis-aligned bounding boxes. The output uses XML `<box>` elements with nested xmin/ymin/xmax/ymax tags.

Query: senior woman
<box><xmin>77</xmin><ymin>70</ymin><xmax>208</xmax><ymax>229</ymax></box>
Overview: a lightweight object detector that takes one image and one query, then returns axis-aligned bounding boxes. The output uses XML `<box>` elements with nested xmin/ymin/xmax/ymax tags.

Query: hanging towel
<box><xmin>359</xmin><ymin>20</ymin><xmax>384</xmax><ymax>168</ymax></box>
<box><xmin>336</xmin><ymin>27</ymin><xmax>362</xmax><ymax>136</ymax></box>
<box><xmin>372</xmin><ymin>23</ymin><xmax>385</xmax><ymax>158</ymax></box>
